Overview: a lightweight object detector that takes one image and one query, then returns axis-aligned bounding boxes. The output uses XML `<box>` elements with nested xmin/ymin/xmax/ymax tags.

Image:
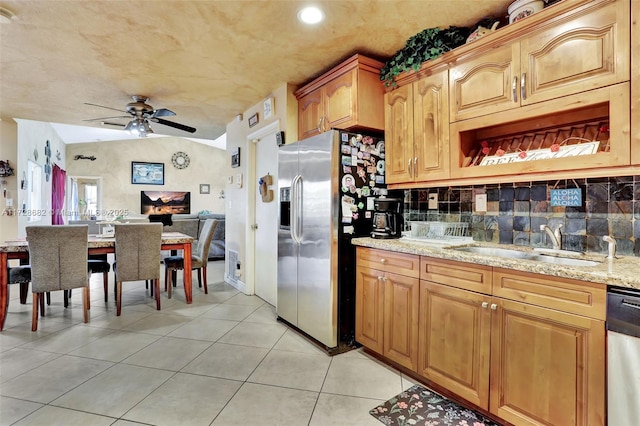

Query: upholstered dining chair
<box><xmin>164</xmin><ymin>218</ymin><xmax>218</xmax><ymax>298</ymax></box>
<box><xmin>26</xmin><ymin>225</ymin><xmax>90</xmax><ymax>331</ymax></box>
<box><xmin>113</xmin><ymin>223</ymin><xmax>163</xmax><ymax>315</ymax></box>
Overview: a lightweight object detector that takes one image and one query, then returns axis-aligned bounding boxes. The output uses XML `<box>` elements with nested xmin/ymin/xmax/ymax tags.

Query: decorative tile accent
<box><xmin>403</xmin><ymin>175</ymin><xmax>640</xmax><ymax>256</ymax></box>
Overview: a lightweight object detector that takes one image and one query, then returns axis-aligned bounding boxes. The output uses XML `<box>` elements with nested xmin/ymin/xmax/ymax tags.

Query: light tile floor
<box><xmin>0</xmin><ymin>261</ymin><xmax>416</xmax><ymax>425</ymax></box>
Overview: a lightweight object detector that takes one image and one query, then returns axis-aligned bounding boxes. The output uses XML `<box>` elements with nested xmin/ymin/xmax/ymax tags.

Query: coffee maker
<box><xmin>371</xmin><ymin>198</ymin><xmax>403</xmax><ymax>239</ymax></box>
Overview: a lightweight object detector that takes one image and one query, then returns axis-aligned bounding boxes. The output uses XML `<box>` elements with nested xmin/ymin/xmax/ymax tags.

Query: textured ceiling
<box><xmin>0</xmin><ymin>0</ymin><xmax>511</xmax><ymax>142</ymax></box>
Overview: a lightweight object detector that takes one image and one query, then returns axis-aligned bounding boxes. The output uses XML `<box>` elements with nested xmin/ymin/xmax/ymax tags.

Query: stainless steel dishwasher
<box><xmin>607</xmin><ymin>287</ymin><xmax>640</xmax><ymax>425</ymax></box>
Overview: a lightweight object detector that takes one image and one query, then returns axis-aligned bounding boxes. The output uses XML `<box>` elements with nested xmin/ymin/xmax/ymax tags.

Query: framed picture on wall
<box><xmin>231</xmin><ymin>148</ymin><xmax>241</xmax><ymax>168</ymax></box>
<box><xmin>131</xmin><ymin>161</ymin><xmax>164</xmax><ymax>185</ymax></box>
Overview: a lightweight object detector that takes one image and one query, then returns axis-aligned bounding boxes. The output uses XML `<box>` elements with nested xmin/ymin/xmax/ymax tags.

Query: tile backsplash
<box><xmin>401</xmin><ymin>176</ymin><xmax>640</xmax><ymax>257</ymax></box>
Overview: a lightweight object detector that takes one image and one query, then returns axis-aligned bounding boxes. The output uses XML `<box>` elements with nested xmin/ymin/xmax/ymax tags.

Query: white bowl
<box><xmin>508</xmin><ymin>0</ymin><xmax>544</xmax><ymax>24</ymax></box>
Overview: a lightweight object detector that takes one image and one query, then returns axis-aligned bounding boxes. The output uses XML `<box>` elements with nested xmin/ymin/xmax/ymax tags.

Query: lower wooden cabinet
<box><xmin>355</xmin><ymin>248</ymin><xmax>419</xmax><ymax>370</ymax></box>
<box><xmin>419</xmin><ymin>281</ymin><xmax>491</xmax><ymax>409</ymax></box>
<box><xmin>489</xmin><ymin>297</ymin><xmax>606</xmax><ymax>426</ymax></box>
<box><xmin>356</xmin><ymin>249</ymin><xmax>606</xmax><ymax>426</ymax></box>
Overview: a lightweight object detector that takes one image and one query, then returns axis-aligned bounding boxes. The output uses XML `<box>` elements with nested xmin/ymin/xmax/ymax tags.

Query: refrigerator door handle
<box><xmin>290</xmin><ymin>174</ymin><xmax>300</xmax><ymax>243</ymax></box>
<box><xmin>296</xmin><ymin>175</ymin><xmax>303</xmax><ymax>242</ymax></box>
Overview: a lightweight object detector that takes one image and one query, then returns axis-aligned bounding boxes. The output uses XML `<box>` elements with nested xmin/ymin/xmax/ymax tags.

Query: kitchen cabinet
<box><xmin>449</xmin><ymin>82</ymin><xmax>630</xmax><ymax>181</ymax></box>
<box><xmin>357</xmin><ymin>247</ymin><xmax>606</xmax><ymax>425</ymax></box>
<box><xmin>385</xmin><ymin>68</ymin><xmax>450</xmax><ymax>186</ymax></box>
<box><xmin>489</xmin><ymin>296</ymin><xmax>605</xmax><ymax>426</ymax></box>
<box><xmin>419</xmin><ymin>280</ymin><xmax>491</xmax><ymax>409</ymax></box>
<box><xmin>296</xmin><ymin>54</ymin><xmax>385</xmax><ymax>141</ymax></box>
<box><xmin>355</xmin><ymin>247</ymin><xmax>419</xmax><ymax>370</ymax></box>
<box><xmin>449</xmin><ymin>0</ymin><xmax>630</xmax><ymax>123</ymax></box>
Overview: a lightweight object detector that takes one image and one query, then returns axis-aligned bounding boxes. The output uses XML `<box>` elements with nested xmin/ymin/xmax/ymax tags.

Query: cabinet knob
<box><xmin>512</xmin><ymin>76</ymin><xmax>518</xmax><ymax>102</ymax></box>
<box><xmin>377</xmin><ymin>276</ymin><xmax>383</xmax><ymax>281</ymax></box>
<box><xmin>380</xmin><ymin>258</ymin><xmax>387</xmax><ymax>264</ymax></box>
<box><xmin>521</xmin><ymin>73</ymin><xmax>526</xmax><ymax>101</ymax></box>
<box><xmin>407</xmin><ymin>159</ymin><xmax>412</xmax><ymax>177</ymax></box>
<box><xmin>490</xmin><ymin>303</ymin><xmax>497</xmax><ymax>310</ymax></box>
<box><xmin>481</xmin><ymin>302</ymin><xmax>489</xmax><ymax>309</ymax></box>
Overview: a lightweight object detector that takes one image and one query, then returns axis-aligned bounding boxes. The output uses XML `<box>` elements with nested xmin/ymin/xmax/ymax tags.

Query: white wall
<box><xmin>224</xmin><ymin>83</ymin><xmax>298</xmax><ymax>291</ymax></box>
<box><xmin>15</xmin><ymin>119</ymin><xmax>67</xmax><ymax>236</ymax></box>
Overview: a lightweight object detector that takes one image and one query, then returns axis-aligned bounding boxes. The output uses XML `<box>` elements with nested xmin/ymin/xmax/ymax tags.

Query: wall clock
<box><xmin>171</xmin><ymin>151</ymin><xmax>190</xmax><ymax>169</ymax></box>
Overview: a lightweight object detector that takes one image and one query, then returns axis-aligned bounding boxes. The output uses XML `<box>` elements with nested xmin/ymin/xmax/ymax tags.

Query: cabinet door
<box><xmin>520</xmin><ymin>0</ymin><xmax>630</xmax><ymax>106</ymax></box>
<box><xmin>298</xmin><ymin>87</ymin><xmax>323</xmax><ymax>140</ymax></box>
<box><xmin>489</xmin><ymin>297</ymin><xmax>605</xmax><ymax>426</ymax></box>
<box><xmin>413</xmin><ymin>71</ymin><xmax>450</xmax><ymax>181</ymax></box>
<box><xmin>419</xmin><ymin>281</ymin><xmax>491</xmax><ymax>409</ymax></box>
<box><xmin>324</xmin><ymin>70</ymin><xmax>356</xmax><ymax>129</ymax></box>
<box><xmin>449</xmin><ymin>43</ymin><xmax>519</xmax><ymax>122</ymax></box>
<box><xmin>355</xmin><ymin>266</ymin><xmax>385</xmax><ymax>354</ymax></box>
<box><xmin>384</xmin><ymin>85</ymin><xmax>414</xmax><ymax>184</ymax></box>
<box><xmin>383</xmin><ymin>272</ymin><xmax>419</xmax><ymax>371</ymax></box>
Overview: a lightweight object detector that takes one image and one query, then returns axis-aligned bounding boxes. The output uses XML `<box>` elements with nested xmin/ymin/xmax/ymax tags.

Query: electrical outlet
<box><xmin>428</xmin><ymin>193</ymin><xmax>438</xmax><ymax>210</ymax></box>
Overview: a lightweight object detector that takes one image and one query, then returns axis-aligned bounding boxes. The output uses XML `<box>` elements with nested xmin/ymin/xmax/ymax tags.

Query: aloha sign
<box><xmin>479</xmin><ymin>141</ymin><xmax>600</xmax><ymax>166</ymax></box>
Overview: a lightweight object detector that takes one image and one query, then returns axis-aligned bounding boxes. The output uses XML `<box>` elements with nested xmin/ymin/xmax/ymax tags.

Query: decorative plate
<box><xmin>171</xmin><ymin>151</ymin><xmax>190</xmax><ymax>169</ymax></box>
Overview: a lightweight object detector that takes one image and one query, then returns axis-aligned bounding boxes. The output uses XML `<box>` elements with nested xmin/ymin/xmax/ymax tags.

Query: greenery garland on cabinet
<box><xmin>380</xmin><ymin>26</ymin><xmax>470</xmax><ymax>87</ymax></box>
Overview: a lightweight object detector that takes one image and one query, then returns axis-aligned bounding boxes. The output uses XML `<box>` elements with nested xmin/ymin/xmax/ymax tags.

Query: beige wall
<box><xmin>65</xmin><ymin>137</ymin><xmax>229</xmax><ymax>217</ymax></box>
<box><xmin>224</xmin><ymin>83</ymin><xmax>297</xmax><ymax>290</ymax></box>
<box><xmin>0</xmin><ymin>119</ymin><xmax>18</xmax><ymax>242</ymax></box>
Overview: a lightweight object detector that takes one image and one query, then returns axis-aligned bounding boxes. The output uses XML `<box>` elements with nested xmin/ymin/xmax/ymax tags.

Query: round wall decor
<box><xmin>171</xmin><ymin>151</ymin><xmax>190</xmax><ymax>169</ymax></box>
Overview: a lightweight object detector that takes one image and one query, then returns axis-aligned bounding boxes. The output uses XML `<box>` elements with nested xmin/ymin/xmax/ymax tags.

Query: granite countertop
<box><xmin>351</xmin><ymin>237</ymin><xmax>640</xmax><ymax>290</ymax></box>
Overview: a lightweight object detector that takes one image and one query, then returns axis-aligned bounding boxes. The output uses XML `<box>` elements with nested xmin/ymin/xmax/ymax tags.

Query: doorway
<box><xmin>247</xmin><ymin>122</ymin><xmax>280</xmax><ymax>306</ymax></box>
<box><xmin>67</xmin><ymin>176</ymin><xmax>102</xmax><ymax>221</ymax></box>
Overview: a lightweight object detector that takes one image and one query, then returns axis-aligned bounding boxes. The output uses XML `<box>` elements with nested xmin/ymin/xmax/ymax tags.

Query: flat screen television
<box><xmin>141</xmin><ymin>191</ymin><xmax>191</xmax><ymax>215</ymax></box>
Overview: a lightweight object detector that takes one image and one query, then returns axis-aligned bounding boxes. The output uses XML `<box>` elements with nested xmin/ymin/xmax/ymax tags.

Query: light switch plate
<box><xmin>227</xmin><ymin>175</ymin><xmax>233</xmax><ymax>184</ymax></box>
<box><xmin>475</xmin><ymin>193</ymin><xmax>487</xmax><ymax>212</ymax></box>
<box><xmin>236</xmin><ymin>173</ymin><xmax>243</xmax><ymax>188</ymax></box>
<box><xmin>428</xmin><ymin>194</ymin><xmax>438</xmax><ymax>210</ymax></box>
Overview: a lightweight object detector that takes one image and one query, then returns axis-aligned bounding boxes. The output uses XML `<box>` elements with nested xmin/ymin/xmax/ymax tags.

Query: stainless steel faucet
<box><xmin>603</xmin><ymin>235</ymin><xmax>617</xmax><ymax>259</ymax></box>
<box><xmin>540</xmin><ymin>224</ymin><xmax>562</xmax><ymax>250</ymax></box>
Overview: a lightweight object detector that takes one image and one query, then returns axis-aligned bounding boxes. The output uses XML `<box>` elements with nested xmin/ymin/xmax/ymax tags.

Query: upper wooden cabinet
<box><xmin>295</xmin><ymin>54</ymin><xmax>385</xmax><ymax>140</ymax></box>
<box><xmin>449</xmin><ymin>0</ymin><xmax>630</xmax><ymax>123</ymax></box>
<box><xmin>385</xmin><ymin>68</ymin><xmax>450</xmax><ymax>186</ymax></box>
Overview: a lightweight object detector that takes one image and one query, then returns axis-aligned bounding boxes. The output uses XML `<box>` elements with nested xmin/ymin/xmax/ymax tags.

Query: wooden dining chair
<box><xmin>164</xmin><ymin>218</ymin><xmax>218</xmax><ymax>298</ymax></box>
<box><xmin>113</xmin><ymin>223</ymin><xmax>163</xmax><ymax>315</ymax></box>
<box><xmin>25</xmin><ymin>225</ymin><xmax>90</xmax><ymax>331</ymax></box>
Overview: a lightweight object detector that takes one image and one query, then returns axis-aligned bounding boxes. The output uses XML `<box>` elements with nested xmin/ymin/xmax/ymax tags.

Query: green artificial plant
<box><xmin>380</xmin><ymin>26</ymin><xmax>470</xmax><ymax>87</ymax></box>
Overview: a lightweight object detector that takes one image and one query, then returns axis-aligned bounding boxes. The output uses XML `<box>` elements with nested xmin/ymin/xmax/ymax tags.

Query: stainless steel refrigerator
<box><xmin>277</xmin><ymin>129</ymin><xmax>386</xmax><ymax>353</ymax></box>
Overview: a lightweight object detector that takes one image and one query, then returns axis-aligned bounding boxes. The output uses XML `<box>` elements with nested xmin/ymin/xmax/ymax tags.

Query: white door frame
<box><xmin>245</xmin><ymin>120</ymin><xmax>280</xmax><ymax>296</ymax></box>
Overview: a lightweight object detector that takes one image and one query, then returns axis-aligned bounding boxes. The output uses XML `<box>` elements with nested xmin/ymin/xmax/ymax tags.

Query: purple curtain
<box><xmin>52</xmin><ymin>164</ymin><xmax>66</xmax><ymax>225</ymax></box>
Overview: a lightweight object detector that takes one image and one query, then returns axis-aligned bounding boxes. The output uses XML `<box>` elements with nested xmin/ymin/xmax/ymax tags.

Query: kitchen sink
<box><xmin>533</xmin><ymin>254</ymin><xmax>600</xmax><ymax>267</ymax></box>
<box><xmin>453</xmin><ymin>246</ymin><xmax>536</xmax><ymax>260</ymax></box>
<box><xmin>452</xmin><ymin>246</ymin><xmax>601</xmax><ymax>267</ymax></box>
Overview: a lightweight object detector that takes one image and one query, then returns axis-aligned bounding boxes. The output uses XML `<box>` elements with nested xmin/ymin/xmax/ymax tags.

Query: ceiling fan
<box><xmin>84</xmin><ymin>95</ymin><xmax>196</xmax><ymax>137</ymax></box>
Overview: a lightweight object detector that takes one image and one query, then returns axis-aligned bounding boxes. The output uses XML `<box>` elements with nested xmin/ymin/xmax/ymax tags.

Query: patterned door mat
<box><xmin>370</xmin><ymin>384</ymin><xmax>500</xmax><ymax>426</ymax></box>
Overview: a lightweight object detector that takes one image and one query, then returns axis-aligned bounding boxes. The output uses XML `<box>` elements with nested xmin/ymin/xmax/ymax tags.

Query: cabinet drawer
<box><xmin>356</xmin><ymin>248</ymin><xmax>419</xmax><ymax>278</ymax></box>
<box><xmin>420</xmin><ymin>257</ymin><xmax>492</xmax><ymax>294</ymax></box>
<box><xmin>492</xmin><ymin>268</ymin><xmax>606</xmax><ymax>320</ymax></box>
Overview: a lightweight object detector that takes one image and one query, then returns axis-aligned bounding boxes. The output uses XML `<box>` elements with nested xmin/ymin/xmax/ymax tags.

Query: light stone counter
<box><xmin>352</xmin><ymin>237</ymin><xmax>640</xmax><ymax>290</ymax></box>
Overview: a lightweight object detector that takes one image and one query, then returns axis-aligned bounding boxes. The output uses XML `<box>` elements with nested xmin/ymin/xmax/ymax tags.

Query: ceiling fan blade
<box><xmin>152</xmin><ymin>117</ymin><xmax>196</xmax><ymax>133</ymax></box>
<box><xmin>84</xmin><ymin>102</ymin><xmax>127</xmax><ymax>113</ymax></box>
<box><xmin>83</xmin><ymin>115</ymin><xmax>130</xmax><ymax>122</ymax></box>
<box><xmin>151</xmin><ymin>108</ymin><xmax>176</xmax><ymax>118</ymax></box>
<box><xmin>100</xmin><ymin>121</ymin><xmax>126</xmax><ymax>128</ymax></box>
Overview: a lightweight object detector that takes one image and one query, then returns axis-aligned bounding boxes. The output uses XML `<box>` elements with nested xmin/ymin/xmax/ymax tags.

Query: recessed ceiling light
<box><xmin>297</xmin><ymin>6</ymin><xmax>324</xmax><ymax>25</ymax></box>
<box><xmin>0</xmin><ymin>7</ymin><xmax>16</xmax><ymax>24</ymax></box>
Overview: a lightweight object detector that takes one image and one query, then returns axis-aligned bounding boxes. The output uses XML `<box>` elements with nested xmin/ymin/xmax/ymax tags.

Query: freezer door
<box><xmin>277</xmin><ymin>142</ymin><xmax>299</xmax><ymax>325</ymax></box>
<box><xmin>297</xmin><ymin>131</ymin><xmax>339</xmax><ymax>348</ymax></box>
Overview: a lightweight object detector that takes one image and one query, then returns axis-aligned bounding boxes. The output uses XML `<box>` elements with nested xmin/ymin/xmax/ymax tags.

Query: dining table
<box><xmin>0</xmin><ymin>231</ymin><xmax>193</xmax><ymax>331</ymax></box>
